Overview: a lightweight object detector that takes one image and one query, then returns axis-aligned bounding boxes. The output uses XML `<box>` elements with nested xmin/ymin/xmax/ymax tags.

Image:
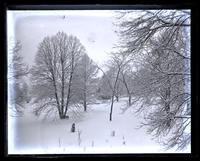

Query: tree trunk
<box><xmin>83</xmin><ymin>81</ymin><xmax>87</xmax><ymax>111</ymax></box>
<box><xmin>52</xmin><ymin>72</ymin><xmax>62</xmax><ymax>118</ymax></box>
<box><xmin>84</xmin><ymin>98</ymin><xmax>87</xmax><ymax>112</ymax></box>
<box><xmin>165</xmin><ymin>72</ymin><xmax>171</xmax><ymax>114</ymax></box>
<box><xmin>115</xmin><ymin>83</ymin><xmax>119</xmax><ymax>102</ymax></box>
<box><xmin>122</xmin><ymin>72</ymin><xmax>131</xmax><ymax>107</ymax></box>
<box><xmin>128</xmin><ymin>94</ymin><xmax>131</xmax><ymax>106</ymax></box>
<box><xmin>109</xmin><ymin>68</ymin><xmax>121</xmax><ymax>121</ymax></box>
<box><xmin>64</xmin><ymin>71</ymin><xmax>73</xmax><ymax>116</ymax></box>
<box><xmin>83</xmin><ymin>54</ymin><xmax>87</xmax><ymax>112</ymax></box>
<box><xmin>61</xmin><ymin>56</ymin><xmax>65</xmax><ymax>117</ymax></box>
<box><xmin>165</xmin><ymin>86</ymin><xmax>171</xmax><ymax>114</ymax></box>
<box><xmin>115</xmin><ymin>95</ymin><xmax>119</xmax><ymax>102</ymax></box>
<box><xmin>110</xmin><ymin>94</ymin><xmax>115</xmax><ymax>121</ymax></box>
<box><xmin>64</xmin><ymin>53</ymin><xmax>74</xmax><ymax>116</ymax></box>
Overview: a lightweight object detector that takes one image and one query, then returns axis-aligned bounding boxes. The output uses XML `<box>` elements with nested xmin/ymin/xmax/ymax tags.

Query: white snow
<box><xmin>8</xmin><ymin>97</ymin><xmax>191</xmax><ymax>154</ymax></box>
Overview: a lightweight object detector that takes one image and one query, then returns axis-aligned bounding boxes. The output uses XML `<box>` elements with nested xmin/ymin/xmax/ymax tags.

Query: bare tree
<box><xmin>8</xmin><ymin>41</ymin><xmax>29</xmax><ymax>115</ymax></box>
<box><xmin>107</xmin><ymin>52</ymin><xmax>133</xmax><ymax>121</ymax></box>
<box><xmin>31</xmin><ymin>32</ymin><xmax>85</xmax><ymax>119</ymax></box>
<box><xmin>109</xmin><ymin>63</ymin><xmax>121</xmax><ymax>121</ymax></box>
<box><xmin>8</xmin><ymin>41</ymin><xmax>29</xmax><ymax>79</ymax></box>
<box><xmin>72</xmin><ymin>53</ymin><xmax>98</xmax><ymax>111</ymax></box>
<box><xmin>118</xmin><ymin>63</ymin><xmax>137</xmax><ymax>107</ymax></box>
<box><xmin>117</xmin><ymin>10</ymin><xmax>190</xmax><ymax>150</ymax></box>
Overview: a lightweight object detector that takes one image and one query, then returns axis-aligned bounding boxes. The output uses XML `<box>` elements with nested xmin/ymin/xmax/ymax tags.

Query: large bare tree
<box><xmin>31</xmin><ymin>32</ymin><xmax>86</xmax><ymax>119</ymax></box>
<box><xmin>117</xmin><ymin>10</ymin><xmax>190</xmax><ymax>150</ymax></box>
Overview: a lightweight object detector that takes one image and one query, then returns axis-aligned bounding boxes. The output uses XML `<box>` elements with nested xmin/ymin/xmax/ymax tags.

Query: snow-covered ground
<box><xmin>8</xmin><ymin>97</ymin><xmax>191</xmax><ymax>154</ymax></box>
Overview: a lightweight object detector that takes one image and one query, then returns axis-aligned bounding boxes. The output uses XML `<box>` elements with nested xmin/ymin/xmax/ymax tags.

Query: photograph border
<box><xmin>2</xmin><ymin>1</ymin><xmax>199</xmax><ymax>159</ymax></box>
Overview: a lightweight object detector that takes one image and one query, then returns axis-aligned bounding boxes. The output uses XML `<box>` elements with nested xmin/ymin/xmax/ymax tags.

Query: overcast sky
<box><xmin>7</xmin><ymin>10</ymin><xmax>120</xmax><ymax>67</ymax></box>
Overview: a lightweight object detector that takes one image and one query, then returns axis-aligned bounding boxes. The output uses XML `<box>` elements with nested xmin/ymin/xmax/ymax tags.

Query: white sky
<box><xmin>7</xmin><ymin>10</ymin><xmax>190</xmax><ymax>68</ymax></box>
<box><xmin>7</xmin><ymin>10</ymin><xmax>120</xmax><ymax>67</ymax></box>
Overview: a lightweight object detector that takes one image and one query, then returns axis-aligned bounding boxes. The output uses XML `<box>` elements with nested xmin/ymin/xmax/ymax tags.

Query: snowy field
<box><xmin>8</xmin><ymin>97</ymin><xmax>191</xmax><ymax>154</ymax></box>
